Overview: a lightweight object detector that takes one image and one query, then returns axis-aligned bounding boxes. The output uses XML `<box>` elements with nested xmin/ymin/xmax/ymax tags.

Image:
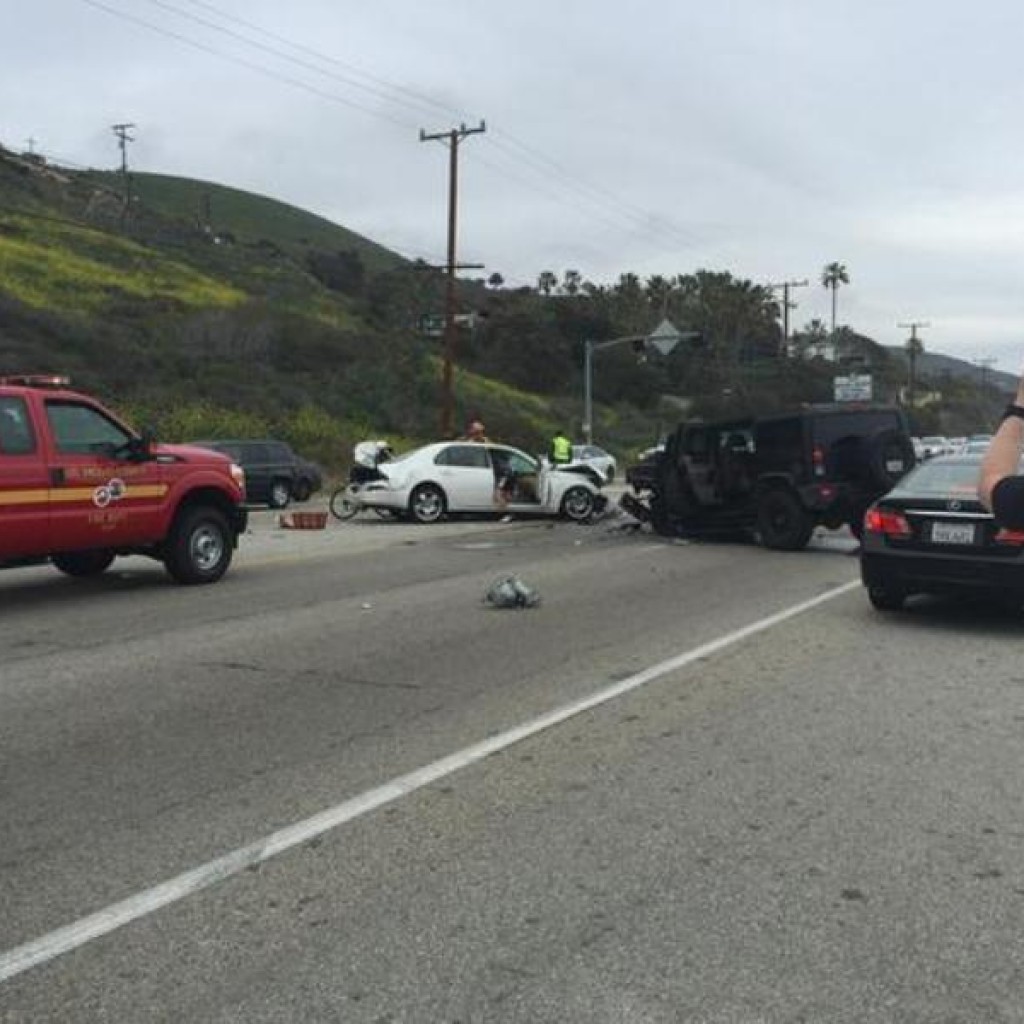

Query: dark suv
<box><xmin>624</xmin><ymin>405</ymin><xmax>916</xmax><ymax>549</ymax></box>
<box><xmin>190</xmin><ymin>439</ymin><xmax>322</xmax><ymax>508</ymax></box>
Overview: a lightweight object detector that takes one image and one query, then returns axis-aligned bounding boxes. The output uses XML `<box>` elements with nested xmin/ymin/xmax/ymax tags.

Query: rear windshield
<box><xmin>893</xmin><ymin>458</ymin><xmax>985</xmax><ymax>497</ymax></box>
<box><xmin>813</xmin><ymin>412</ymin><xmax>901</xmax><ymax>446</ymax></box>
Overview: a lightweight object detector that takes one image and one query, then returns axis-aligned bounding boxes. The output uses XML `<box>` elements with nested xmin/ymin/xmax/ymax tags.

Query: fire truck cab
<box><xmin>0</xmin><ymin>376</ymin><xmax>247</xmax><ymax>584</ymax></box>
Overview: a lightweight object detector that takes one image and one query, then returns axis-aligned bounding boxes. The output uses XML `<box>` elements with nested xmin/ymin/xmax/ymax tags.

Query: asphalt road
<box><xmin>2</xmin><ymin>511</ymin><xmax>1024</xmax><ymax>1022</ymax></box>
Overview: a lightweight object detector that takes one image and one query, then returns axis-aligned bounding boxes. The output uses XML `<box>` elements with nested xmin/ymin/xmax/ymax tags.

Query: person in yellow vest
<box><xmin>550</xmin><ymin>428</ymin><xmax>573</xmax><ymax>466</ymax></box>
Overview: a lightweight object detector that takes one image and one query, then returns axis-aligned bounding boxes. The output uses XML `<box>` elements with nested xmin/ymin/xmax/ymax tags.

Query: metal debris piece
<box><xmin>483</xmin><ymin>575</ymin><xmax>541</xmax><ymax>609</ymax></box>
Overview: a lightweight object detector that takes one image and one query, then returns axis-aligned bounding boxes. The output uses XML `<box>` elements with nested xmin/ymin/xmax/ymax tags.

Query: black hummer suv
<box><xmin>624</xmin><ymin>405</ymin><xmax>916</xmax><ymax>549</ymax></box>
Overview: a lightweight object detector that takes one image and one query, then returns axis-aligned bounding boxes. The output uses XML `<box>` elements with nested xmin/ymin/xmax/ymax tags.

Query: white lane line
<box><xmin>0</xmin><ymin>579</ymin><xmax>861</xmax><ymax>985</ymax></box>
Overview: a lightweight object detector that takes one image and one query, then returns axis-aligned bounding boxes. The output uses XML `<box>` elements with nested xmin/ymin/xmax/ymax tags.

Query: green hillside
<box><xmin>0</xmin><ymin>143</ymin><xmax>1004</xmax><ymax>467</ymax></box>
<box><xmin>0</xmin><ymin>146</ymin><xmax>579</xmax><ymax>468</ymax></box>
<box><xmin>84</xmin><ymin>171</ymin><xmax>404</xmax><ymax>273</ymax></box>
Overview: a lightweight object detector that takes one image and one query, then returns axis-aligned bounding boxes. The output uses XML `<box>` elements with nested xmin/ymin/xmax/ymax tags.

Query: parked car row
<box><xmin>912</xmin><ymin>434</ymin><xmax>992</xmax><ymax>459</ymax></box>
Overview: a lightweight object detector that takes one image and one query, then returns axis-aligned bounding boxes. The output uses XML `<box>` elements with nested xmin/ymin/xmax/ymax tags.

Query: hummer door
<box><xmin>680</xmin><ymin>426</ymin><xmax>721</xmax><ymax>505</ymax></box>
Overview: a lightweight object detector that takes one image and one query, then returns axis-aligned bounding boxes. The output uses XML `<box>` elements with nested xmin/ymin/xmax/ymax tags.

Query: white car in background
<box><xmin>571</xmin><ymin>444</ymin><xmax>617</xmax><ymax>483</ymax></box>
<box><xmin>956</xmin><ymin>439</ymin><xmax>991</xmax><ymax>456</ymax></box>
<box><xmin>355</xmin><ymin>441</ymin><xmax>605</xmax><ymax>523</ymax></box>
<box><xmin>919</xmin><ymin>435</ymin><xmax>953</xmax><ymax>459</ymax></box>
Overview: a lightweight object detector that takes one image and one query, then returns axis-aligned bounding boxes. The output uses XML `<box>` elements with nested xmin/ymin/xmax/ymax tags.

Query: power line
<box><xmin>140</xmin><ymin>0</ymin><xmax>452</xmax><ymax>123</ymax></box>
<box><xmin>85</xmin><ymin>0</ymin><xmax>716</xmax><ymax>263</ymax></box>
<box><xmin>174</xmin><ymin>0</ymin><xmax>464</xmax><ymax>122</ymax></box>
<box><xmin>78</xmin><ymin>0</ymin><xmax>419</xmax><ymax>131</ymax></box>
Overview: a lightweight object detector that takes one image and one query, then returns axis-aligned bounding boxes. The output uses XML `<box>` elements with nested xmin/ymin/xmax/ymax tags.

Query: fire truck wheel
<box><xmin>165</xmin><ymin>505</ymin><xmax>233</xmax><ymax>584</ymax></box>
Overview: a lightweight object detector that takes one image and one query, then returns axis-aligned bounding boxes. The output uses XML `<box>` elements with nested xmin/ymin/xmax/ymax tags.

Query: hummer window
<box><xmin>813</xmin><ymin>412</ymin><xmax>899</xmax><ymax>448</ymax></box>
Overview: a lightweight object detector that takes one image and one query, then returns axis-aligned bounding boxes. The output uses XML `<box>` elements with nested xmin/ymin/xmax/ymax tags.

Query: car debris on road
<box><xmin>483</xmin><ymin>575</ymin><xmax>542</xmax><ymax>609</ymax></box>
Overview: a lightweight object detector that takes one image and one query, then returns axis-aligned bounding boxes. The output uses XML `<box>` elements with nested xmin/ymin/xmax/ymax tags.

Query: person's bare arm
<box><xmin>979</xmin><ymin>379</ymin><xmax>1024</xmax><ymax>509</ymax></box>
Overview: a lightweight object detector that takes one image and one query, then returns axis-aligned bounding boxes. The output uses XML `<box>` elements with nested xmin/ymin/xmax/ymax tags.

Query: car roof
<box><xmin>190</xmin><ymin>438</ymin><xmax>285</xmax><ymax>444</ymax></box>
<box><xmin>0</xmin><ymin>382</ymin><xmax>92</xmax><ymax>402</ymax></box>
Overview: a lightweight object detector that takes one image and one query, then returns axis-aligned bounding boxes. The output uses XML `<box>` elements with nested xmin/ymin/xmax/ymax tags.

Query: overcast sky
<box><xmin>6</xmin><ymin>0</ymin><xmax>1024</xmax><ymax>371</ymax></box>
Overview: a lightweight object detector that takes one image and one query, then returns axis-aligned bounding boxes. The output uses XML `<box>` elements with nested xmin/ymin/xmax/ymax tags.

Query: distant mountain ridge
<box><xmin>884</xmin><ymin>346</ymin><xmax>1017</xmax><ymax>394</ymax></box>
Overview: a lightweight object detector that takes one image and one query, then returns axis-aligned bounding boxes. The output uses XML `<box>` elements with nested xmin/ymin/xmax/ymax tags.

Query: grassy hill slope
<box><xmin>0</xmin><ymin>147</ymin><xmax>574</xmax><ymax>468</ymax></box>
<box><xmin>85</xmin><ymin>171</ymin><xmax>404</xmax><ymax>273</ymax></box>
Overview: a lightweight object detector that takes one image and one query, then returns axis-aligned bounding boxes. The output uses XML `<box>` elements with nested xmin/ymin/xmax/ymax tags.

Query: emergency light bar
<box><xmin>0</xmin><ymin>374</ymin><xmax>71</xmax><ymax>388</ymax></box>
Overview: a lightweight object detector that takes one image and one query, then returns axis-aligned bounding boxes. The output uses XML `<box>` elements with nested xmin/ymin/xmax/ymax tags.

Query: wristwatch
<box><xmin>1003</xmin><ymin>403</ymin><xmax>1024</xmax><ymax>422</ymax></box>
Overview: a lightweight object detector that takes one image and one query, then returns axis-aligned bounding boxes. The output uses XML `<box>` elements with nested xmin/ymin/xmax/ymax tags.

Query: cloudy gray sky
<box><xmin>6</xmin><ymin>0</ymin><xmax>1024</xmax><ymax>370</ymax></box>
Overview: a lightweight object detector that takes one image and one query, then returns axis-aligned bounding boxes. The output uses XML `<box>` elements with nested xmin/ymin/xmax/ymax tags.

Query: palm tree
<box><xmin>821</xmin><ymin>261</ymin><xmax>849</xmax><ymax>337</ymax></box>
<box><xmin>562</xmin><ymin>269</ymin><xmax>582</xmax><ymax>296</ymax></box>
<box><xmin>536</xmin><ymin>270</ymin><xmax>557</xmax><ymax>295</ymax></box>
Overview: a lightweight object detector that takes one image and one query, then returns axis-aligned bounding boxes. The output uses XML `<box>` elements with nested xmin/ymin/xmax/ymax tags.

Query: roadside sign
<box><xmin>834</xmin><ymin>374</ymin><xmax>872</xmax><ymax>402</ymax></box>
<box><xmin>418</xmin><ymin>313</ymin><xmax>477</xmax><ymax>337</ymax></box>
<box><xmin>419</xmin><ymin>314</ymin><xmax>445</xmax><ymax>337</ymax></box>
<box><xmin>647</xmin><ymin>318</ymin><xmax>682</xmax><ymax>356</ymax></box>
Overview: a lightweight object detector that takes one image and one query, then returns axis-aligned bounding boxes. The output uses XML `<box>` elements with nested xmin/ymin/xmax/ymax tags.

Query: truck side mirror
<box><xmin>127</xmin><ymin>426</ymin><xmax>157</xmax><ymax>461</ymax></box>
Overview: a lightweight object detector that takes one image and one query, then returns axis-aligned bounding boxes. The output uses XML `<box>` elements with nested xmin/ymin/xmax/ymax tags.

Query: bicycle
<box><xmin>329</xmin><ymin>439</ymin><xmax>398</xmax><ymax>522</ymax></box>
<box><xmin>328</xmin><ymin>483</ymin><xmax>398</xmax><ymax>521</ymax></box>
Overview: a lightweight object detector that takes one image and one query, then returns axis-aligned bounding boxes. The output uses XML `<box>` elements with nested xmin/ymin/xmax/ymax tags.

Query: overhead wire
<box><xmin>78</xmin><ymin>0</ymin><xmax>420</xmax><ymax>131</ymax></box>
<box><xmin>166</xmin><ymin>0</ymin><xmax>711</xmax><ymax>255</ymax></box>
<box><xmin>77</xmin><ymin>0</ymin><xmax>723</xmax><ymax>270</ymax></box>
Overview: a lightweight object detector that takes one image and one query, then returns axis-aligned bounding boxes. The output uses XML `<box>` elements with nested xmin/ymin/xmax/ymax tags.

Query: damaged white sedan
<box><xmin>354</xmin><ymin>441</ymin><xmax>606</xmax><ymax>524</ymax></box>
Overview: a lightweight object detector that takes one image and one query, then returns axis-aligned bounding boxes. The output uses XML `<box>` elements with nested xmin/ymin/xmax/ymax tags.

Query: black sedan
<box><xmin>861</xmin><ymin>454</ymin><xmax>1024</xmax><ymax>611</ymax></box>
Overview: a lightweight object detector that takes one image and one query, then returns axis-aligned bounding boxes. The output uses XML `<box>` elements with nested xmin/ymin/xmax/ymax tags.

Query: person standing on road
<box><xmin>979</xmin><ymin>379</ymin><xmax>1024</xmax><ymax>527</ymax></box>
<box><xmin>550</xmin><ymin>428</ymin><xmax>573</xmax><ymax>466</ymax></box>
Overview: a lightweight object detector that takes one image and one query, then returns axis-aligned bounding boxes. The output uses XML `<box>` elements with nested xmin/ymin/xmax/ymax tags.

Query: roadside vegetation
<box><xmin>0</xmin><ymin>144</ymin><xmax>1008</xmax><ymax>473</ymax></box>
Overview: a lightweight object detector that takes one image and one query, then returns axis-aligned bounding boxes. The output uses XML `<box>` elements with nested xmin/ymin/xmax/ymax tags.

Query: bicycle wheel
<box><xmin>329</xmin><ymin>486</ymin><xmax>360</xmax><ymax>521</ymax></box>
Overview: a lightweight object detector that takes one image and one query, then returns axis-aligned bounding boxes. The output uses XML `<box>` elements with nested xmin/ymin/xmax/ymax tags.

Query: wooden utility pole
<box><xmin>112</xmin><ymin>122</ymin><xmax>136</xmax><ymax>229</ymax></box>
<box><xmin>898</xmin><ymin>321</ymin><xmax>930</xmax><ymax>414</ymax></box>
<box><xmin>767</xmin><ymin>279</ymin><xmax>809</xmax><ymax>355</ymax></box>
<box><xmin>419</xmin><ymin>120</ymin><xmax>486</xmax><ymax>437</ymax></box>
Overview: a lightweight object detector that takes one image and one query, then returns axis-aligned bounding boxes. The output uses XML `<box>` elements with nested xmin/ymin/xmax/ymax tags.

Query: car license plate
<box><xmin>885</xmin><ymin>459</ymin><xmax>905</xmax><ymax>473</ymax></box>
<box><xmin>931</xmin><ymin>521</ymin><xmax>975</xmax><ymax>545</ymax></box>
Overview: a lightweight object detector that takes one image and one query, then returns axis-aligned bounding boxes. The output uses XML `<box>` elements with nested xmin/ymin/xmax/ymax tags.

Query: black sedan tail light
<box><xmin>865</xmin><ymin>506</ymin><xmax>912</xmax><ymax>538</ymax></box>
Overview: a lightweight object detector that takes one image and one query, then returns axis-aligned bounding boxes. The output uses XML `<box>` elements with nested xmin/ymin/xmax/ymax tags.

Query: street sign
<box><xmin>834</xmin><ymin>374</ymin><xmax>873</xmax><ymax>402</ymax></box>
<box><xmin>419</xmin><ymin>314</ymin><xmax>445</xmax><ymax>337</ymax></box>
<box><xmin>647</xmin><ymin>318</ymin><xmax>682</xmax><ymax>356</ymax></box>
<box><xmin>418</xmin><ymin>313</ymin><xmax>477</xmax><ymax>337</ymax></box>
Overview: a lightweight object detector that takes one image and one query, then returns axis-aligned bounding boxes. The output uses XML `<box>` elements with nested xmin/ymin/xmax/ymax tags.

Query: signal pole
<box><xmin>419</xmin><ymin>120</ymin><xmax>486</xmax><ymax>437</ymax></box>
<box><xmin>112</xmin><ymin>122</ymin><xmax>136</xmax><ymax>229</ymax></box>
<box><xmin>898</xmin><ymin>321</ymin><xmax>930</xmax><ymax>414</ymax></box>
<box><xmin>767</xmin><ymin>279</ymin><xmax>808</xmax><ymax>355</ymax></box>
